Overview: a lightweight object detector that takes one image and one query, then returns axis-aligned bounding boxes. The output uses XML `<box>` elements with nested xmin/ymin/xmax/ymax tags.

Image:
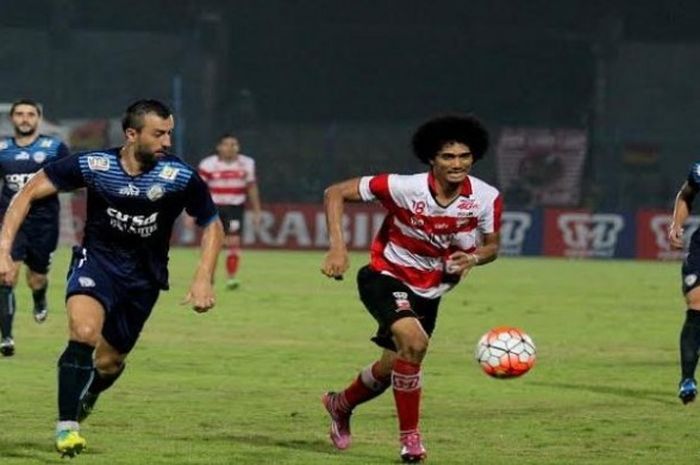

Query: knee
<box><xmin>69</xmin><ymin>323</ymin><xmax>101</xmax><ymax>345</ymax></box>
<box><xmin>396</xmin><ymin>333</ymin><xmax>429</xmax><ymax>363</ymax></box>
<box><xmin>27</xmin><ymin>273</ymin><xmax>47</xmax><ymax>289</ymax></box>
<box><xmin>95</xmin><ymin>355</ymin><xmax>124</xmax><ymax>375</ymax></box>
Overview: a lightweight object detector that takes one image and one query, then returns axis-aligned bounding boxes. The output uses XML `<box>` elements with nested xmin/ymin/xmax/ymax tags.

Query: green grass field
<box><xmin>0</xmin><ymin>248</ymin><xmax>694</xmax><ymax>464</ymax></box>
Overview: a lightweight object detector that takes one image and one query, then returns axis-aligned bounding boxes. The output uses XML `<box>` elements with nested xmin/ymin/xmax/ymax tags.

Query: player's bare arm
<box><xmin>0</xmin><ymin>170</ymin><xmax>57</xmax><ymax>284</ymax></box>
<box><xmin>321</xmin><ymin>177</ymin><xmax>363</xmax><ymax>279</ymax></box>
<box><xmin>247</xmin><ymin>183</ymin><xmax>262</xmax><ymax>229</ymax></box>
<box><xmin>670</xmin><ymin>181</ymin><xmax>698</xmax><ymax>250</ymax></box>
<box><xmin>446</xmin><ymin>231</ymin><xmax>500</xmax><ymax>276</ymax></box>
<box><xmin>184</xmin><ymin>218</ymin><xmax>224</xmax><ymax>313</ymax></box>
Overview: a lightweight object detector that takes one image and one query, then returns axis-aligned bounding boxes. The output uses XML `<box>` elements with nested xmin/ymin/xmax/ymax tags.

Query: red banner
<box><xmin>636</xmin><ymin>209</ymin><xmax>700</xmax><ymax>260</ymax></box>
<box><xmin>543</xmin><ymin>208</ymin><xmax>631</xmax><ymax>258</ymax></box>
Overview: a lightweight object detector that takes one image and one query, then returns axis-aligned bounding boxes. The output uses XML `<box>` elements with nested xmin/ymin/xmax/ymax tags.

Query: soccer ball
<box><xmin>475</xmin><ymin>326</ymin><xmax>536</xmax><ymax>378</ymax></box>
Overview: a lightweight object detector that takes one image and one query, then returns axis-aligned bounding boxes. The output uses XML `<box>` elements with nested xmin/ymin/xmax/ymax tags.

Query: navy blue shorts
<box><xmin>66</xmin><ymin>247</ymin><xmax>160</xmax><ymax>354</ymax></box>
<box><xmin>682</xmin><ymin>252</ymin><xmax>700</xmax><ymax>295</ymax></box>
<box><xmin>10</xmin><ymin>218</ymin><xmax>59</xmax><ymax>274</ymax></box>
<box><xmin>357</xmin><ymin>265</ymin><xmax>441</xmax><ymax>351</ymax></box>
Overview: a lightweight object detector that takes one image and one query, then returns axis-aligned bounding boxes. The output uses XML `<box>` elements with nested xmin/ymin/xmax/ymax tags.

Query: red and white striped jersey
<box><xmin>198</xmin><ymin>154</ymin><xmax>256</xmax><ymax>206</ymax></box>
<box><xmin>359</xmin><ymin>171</ymin><xmax>502</xmax><ymax>299</ymax></box>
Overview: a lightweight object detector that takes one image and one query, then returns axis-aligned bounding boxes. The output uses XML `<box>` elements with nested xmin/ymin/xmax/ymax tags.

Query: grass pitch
<box><xmin>0</xmin><ymin>248</ymin><xmax>694</xmax><ymax>464</ymax></box>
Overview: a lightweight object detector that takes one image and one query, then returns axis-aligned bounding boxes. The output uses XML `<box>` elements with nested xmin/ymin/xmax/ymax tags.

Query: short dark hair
<box><xmin>411</xmin><ymin>114</ymin><xmax>489</xmax><ymax>164</ymax></box>
<box><xmin>121</xmin><ymin>99</ymin><xmax>172</xmax><ymax>131</ymax></box>
<box><xmin>10</xmin><ymin>98</ymin><xmax>42</xmax><ymax>117</ymax></box>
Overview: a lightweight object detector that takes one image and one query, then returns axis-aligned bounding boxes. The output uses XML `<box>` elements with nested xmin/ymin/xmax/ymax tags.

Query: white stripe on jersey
<box><xmin>383</xmin><ymin>241</ymin><xmax>444</xmax><ymax>273</ymax></box>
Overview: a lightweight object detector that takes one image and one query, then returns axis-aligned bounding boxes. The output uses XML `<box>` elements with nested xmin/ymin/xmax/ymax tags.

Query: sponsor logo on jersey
<box><xmin>119</xmin><ymin>183</ymin><xmax>140</xmax><ymax>197</ymax></box>
<box><xmin>87</xmin><ymin>156</ymin><xmax>110</xmax><ymax>171</ymax></box>
<box><xmin>159</xmin><ymin>165</ymin><xmax>179</xmax><ymax>181</ymax></box>
<box><xmin>410</xmin><ymin>216</ymin><xmax>425</xmax><ymax>228</ymax></box>
<box><xmin>32</xmin><ymin>151</ymin><xmax>47</xmax><ymax>163</ymax></box>
<box><xmin>107</xmin><ymin>207</ymin><xmax>159</xmax><ymax>237</ymax></box>
<box><xmin>457</xmin><ymin>199</ymin><xmax>478</xmax><ymax>210</ymax></box>
<box><xmin>558</xmin><ymin>213</ymin><xmax>624</xmax><ymax>257</ymax></box>
<box><xmin>4</xmin><ymin>172</ymin><xmax>34</xmax><ymax>191</ymax></box>
<box><xmin>78</xmin><ymin>277</ymin><xmax>96</xmax><ymax>288</ymax></box>
<box><xmin>147</xmin><ymin>184</ymin><xmax>165</xmax><ymax>201</ymax></box>
<box><xmin>15</xmin><ymin>151</ymin><xmax>30</xmax><ymax>160</ymax></box>
<box><xmin>685</xmin><ymin>274</ymin><xmax>698</xmax><ymax>288</ymax></box>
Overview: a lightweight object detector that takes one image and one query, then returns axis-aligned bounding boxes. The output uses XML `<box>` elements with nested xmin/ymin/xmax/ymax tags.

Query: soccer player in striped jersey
<box><xmin>320</xmin><ymin>115</ymin><xmax>501</xmax><ymax>463</ymax></box>
<box><xmin>0</xmin><ymin>99</ymin><xmax>70</xmax><ymax>356</ymax></box>
<box><xmin>198</xmin><ymin>134</ymin><xmax>261</xmax><ymax>289</ymax></box>
<box><xmin>0</xmin><ymin>100</ymin><xmax>223</xmax><ymax>457</ymax></box>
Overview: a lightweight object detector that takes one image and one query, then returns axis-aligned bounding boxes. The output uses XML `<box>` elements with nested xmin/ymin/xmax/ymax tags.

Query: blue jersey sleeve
<box><xmin>43</xmin><ymin>152</ymin><xmax>86</xmax><ymax>191</ymax></box>
<box><xmin>184</xmin><ymin>171</ymin><xmax>219</xmax><ymax>226</ymax></box>
<box><xmin>56</xmin><ymin>142</ymin><xmax>71</xmax><ymax>161</ymax></box>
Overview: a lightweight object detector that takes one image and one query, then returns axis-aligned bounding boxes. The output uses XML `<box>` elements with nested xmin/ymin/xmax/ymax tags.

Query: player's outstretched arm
<box><xmin>670</xmin><ymin>181</ymin><xmax>697</xmax><ymax>250</ymax></box>
<box><xmin>321</xmin><ymin>178</ymin><xmax>363</xmax><ymax>280</ymax></box>
<box><xmin>183</xmin><ymin>219</ymin><xmax>224</xmax><ymax>313</ymax></box>
<box><xmin>0</xmin><ymin>170</ymin><xmax>58</xmax><ymax>284</ymax></box>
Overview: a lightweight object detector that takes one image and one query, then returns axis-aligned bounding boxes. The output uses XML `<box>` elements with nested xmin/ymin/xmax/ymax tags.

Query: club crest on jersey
<box><xmin>15</xmin><ymin>151</ymin><xmax>30</xmax><ymax>160</ymax></box>
<box><xmin>159</xmin><ymin>165</ymin><xmax>179</xmax><ymax>181</ymax></box>
<box><xmin>78</xmin><ymin>277</ymin><xmax>96</xmax><ymax>288</ymax></box>
<box><xmin>119</xmin><ymin>183</ymin><xmax>140</xmax><ymax>197</ymax></box>
<box><xmin>33</xmin><ymin>151</ymin><xmax>47</xmax><ymax>163</ymax></box>
<box><xmin>393</xmin><ymin>292</ymin><xmax>411</xmax><ymax>312</ymax></box>
<box><xmin>147</xmin><ymin>184</ymin><xmax>165</xmax><ymax>201</ymax></box>
<box><xmin>87</xmin><ymin>156</ymin><xmax>110</xmax><ymax>171</ymax></box>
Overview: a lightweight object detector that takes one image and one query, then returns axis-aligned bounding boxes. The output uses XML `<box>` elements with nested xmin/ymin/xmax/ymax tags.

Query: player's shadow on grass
<box><xmin>206</xmin><ymin>432</ymin><xmax>387</xmax><ymax>461</ymax></box>
<box><xmin>530</xmin><ymin>381</ymin><xmax>676</xmax><ymax>405</ymax></box>
<box><xmin>0</xmin><ymin>437</ymin><xmax>65</xmax><ymax>464</ymax></box>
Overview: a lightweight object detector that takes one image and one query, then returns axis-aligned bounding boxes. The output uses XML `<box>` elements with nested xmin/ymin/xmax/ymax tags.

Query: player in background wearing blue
<box><xmin>0</xmin><ymin>99</ymin><xmax>70</xmax><ymax>356</ymax></box>
<box><xmin>0</xmin><ymin>99</ymin><xmax>224</xmax><ymax>457</ymax></box>
<box><xmin>670</xmin><ymin>166</ymin><xmax>700</xmax><ymax>404</ymax></box>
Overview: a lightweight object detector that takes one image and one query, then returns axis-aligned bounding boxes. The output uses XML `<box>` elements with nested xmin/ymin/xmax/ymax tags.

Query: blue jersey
<box><xmin>0</xmin><ymin>135</ymin><xmax>70</xmax><ymax>220</ymax></box>
<box><xmin>687</xmin><ymin>163</ymin><xmax>700</xmax><ymax>253</ymax></box>
<box><xmin>43</xmin><ymin>148</ymin><xmax>218</xmax><ymax>290</ymax></box>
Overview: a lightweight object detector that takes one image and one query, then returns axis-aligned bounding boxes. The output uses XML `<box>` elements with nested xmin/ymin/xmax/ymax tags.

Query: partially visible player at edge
<box><xmin>320</xmin><ymin>114</ymin><xmax>502</xmax><ymax>463</ymax></box>
<box><xmin>0</xmin><ymin>99</ymin><xmax>224</xmax><ymax>457</ymax></box>
<box><xmin>0</xmin><ymin>99</ymin><xmax>70</xmax><ymax>356</ymax></box>
<box><xmin>669</xmin><ymin>165</ymin><xmax>700</xmax><ymax>404</ymax></box>
<box><xmin>198</xmin><ymin>134</ymin><xmax>261</xmax><ymax>289</ymax></box>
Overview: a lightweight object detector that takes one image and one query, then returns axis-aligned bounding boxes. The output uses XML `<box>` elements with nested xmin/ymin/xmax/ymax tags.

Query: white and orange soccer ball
<box><xmin>475</xmin><ymin>326</ymin><xmax>536</xmax><ymax>378</ymax></box>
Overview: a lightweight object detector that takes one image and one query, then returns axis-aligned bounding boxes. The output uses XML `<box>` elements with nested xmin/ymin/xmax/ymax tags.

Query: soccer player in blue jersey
<box><xmin>0</xmin><ymin>99</ymin><xmax>224</xmax><ymax>457</ymax></box>
<box><xmin>0</xmin><ymin>99</ymin><xmax>70</xmax><ymax>356</ymax></box>
<box><xmin>670</xmin><ymin>165</ymin><xmax>700</xmax><ymax>404</ymax></box>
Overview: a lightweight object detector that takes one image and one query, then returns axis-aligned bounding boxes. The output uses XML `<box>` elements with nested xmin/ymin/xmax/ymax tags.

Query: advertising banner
<box><xmin>636</xmin><ymin>209</ymin><xmax>700</xmax><ymax>260</ymax></box>
<box><xmin>543</xmin><ymin>209</ymin><xmax>635</xmax><ymax>258</ymax></box>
